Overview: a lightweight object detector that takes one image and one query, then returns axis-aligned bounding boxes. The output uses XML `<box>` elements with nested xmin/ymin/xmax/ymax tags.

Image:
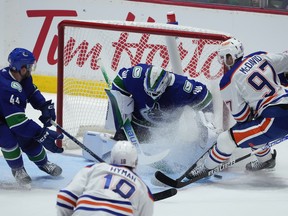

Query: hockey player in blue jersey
<box><xmin>187</xmin><ymin>38</ymin><xmax>288</xmax><ymax>179</ymax></box>
<box><xmin>107</xmin><ymin>63</ymin><xmax>213</xmax><ymax>142</ymax></box>
<box><xmin>0</xmin><ymin>48</ymin><xmax>64</xmax><ymax>186</ymax></box>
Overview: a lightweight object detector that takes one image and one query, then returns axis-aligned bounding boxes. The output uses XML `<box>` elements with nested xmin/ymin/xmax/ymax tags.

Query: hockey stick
<box><xmin>155</xmin><ymin>144</ymin><xmax>214</xmax><ymax>188</ymax></box>
<box><xmin>51</xmin><ymin>120</ymin><xmax>177</xmax><ymax>200</ymax></box>
<box><xmin>153</xmin><ymin>188</ymin><xmax>177</xmax><ymax>201</ymax></box>
<box><xmin>51</xmin><ymin>120</ymin><xmax>104</xmax><ymax>162</ymax></box>
<box><xmin>155</xmin><ymin>134</ymin><xmax>288</xmax><ymax>188</ymax></box>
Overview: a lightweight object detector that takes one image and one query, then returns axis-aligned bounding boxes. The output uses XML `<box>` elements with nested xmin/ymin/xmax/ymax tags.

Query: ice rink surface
<box><xmin>1</xmin><ymin>93</ymin><xmax>288</xmax><ymax>216</ymax></box>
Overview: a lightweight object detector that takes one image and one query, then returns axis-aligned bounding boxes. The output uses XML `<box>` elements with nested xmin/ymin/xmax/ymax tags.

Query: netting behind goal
<box><xmin>57</xmin><ymin>19</ymin><xmax>231</xmax><ymax>148</ymax></box>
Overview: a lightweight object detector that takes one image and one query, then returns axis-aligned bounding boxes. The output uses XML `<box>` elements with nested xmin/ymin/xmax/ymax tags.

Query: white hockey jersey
<box><xmin>220</xmin><ymin>51</ymin><xmax>288</xmax><ymax>122</ymax></box>
<box><xmin>56</xmin><ymin>163</ymin><xmax>154</xmax><ymax>216</ymax></box>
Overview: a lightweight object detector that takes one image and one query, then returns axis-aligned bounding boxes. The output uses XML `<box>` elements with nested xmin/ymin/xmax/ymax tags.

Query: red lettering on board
<box><xmin>27</xmin><ymin>10</ymin><xmax>77</xmax><ymax>62</ymax></box>
<box><xmin>26</xmin><ymin>10</ymin><xmax>223</xmax><ymax>79</ymax></box>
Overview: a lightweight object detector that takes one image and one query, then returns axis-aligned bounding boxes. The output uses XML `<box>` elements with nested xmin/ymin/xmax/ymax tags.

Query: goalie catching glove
<box><xmin>35</xmin><ymin>128</ymin><xmax>64</xmax><ymax>153</ymax></box>
<box><xmin>39</xmin><ymin>100</ymin><xmax>56</xmax><ymax>127</ymax></box>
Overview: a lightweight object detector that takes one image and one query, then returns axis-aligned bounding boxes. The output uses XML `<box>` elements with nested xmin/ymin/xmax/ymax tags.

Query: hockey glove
<box><xmin>35</xmin><ymin>128</ymin><xmax>64</xmax><ymax>153</ymax></box>
<box><xmin>39</xmin><ymin>100</ymin><xmax>56</xmax><ymax>127</ymax></box>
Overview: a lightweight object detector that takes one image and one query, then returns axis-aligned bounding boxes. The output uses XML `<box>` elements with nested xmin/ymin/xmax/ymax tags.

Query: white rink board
<box><xmin>1</xmin><ymin>0</ymin><xmax>287</xmax><ymax>75</ymax></box>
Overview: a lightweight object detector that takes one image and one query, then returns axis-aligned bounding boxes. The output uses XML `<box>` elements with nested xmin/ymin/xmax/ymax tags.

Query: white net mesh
<box><xmin>58</xmin><ymin>20</ymin><xmax>231</xmax><ymax>148</ymax></box>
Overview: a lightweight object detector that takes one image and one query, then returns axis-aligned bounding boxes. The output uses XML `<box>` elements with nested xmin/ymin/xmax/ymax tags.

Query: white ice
<box><xmin>1</xmin><ymin>93</ymin><xmax>288</xmax><ymax>216</ymax></box>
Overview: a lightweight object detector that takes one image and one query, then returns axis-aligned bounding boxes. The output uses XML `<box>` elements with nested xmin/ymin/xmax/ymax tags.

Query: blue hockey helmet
<box><xmin>144</xmin><ymin>66</ymin><xmax>171</xmax><ymax>100</ymax></box>
<box><xmin>8</xmin><ymin>48</ymin><xmax>36</xmax><ymax>73</ymax></box>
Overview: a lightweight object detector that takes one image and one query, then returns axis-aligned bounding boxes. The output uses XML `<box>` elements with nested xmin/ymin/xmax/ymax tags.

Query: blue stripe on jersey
<box><xmin>60</xmin><ymin>189</ymin><xmax>78</xmax><ymax>200</ymax></box>
<box><xmin>233</xmin><ymin>103</ymin><xmax>249</xmax><ymax>118</ymax></box>
<box><xmin>219</xmin><ymin>61</ymin><xmax>242</xmax><ymax>90</ymax></box>
<box><xmin>244</xmin><ymin>51</ymin><xmax>267</xmax><ymax>58</ymax></box>
<box><xmin>209</xmin><ymin>145</ymin><xmax>232</xmax><ymax>164</ymax></box>
<box><xmin>256</xmin><ymin>94</ymin><xmax>288</xmax><ymax>114</ymax></box>
<box><xmin>76</xmin><ymin>207</ymin><xmax>131</xmax><ymax>216</ymax></box>
<box><xmin>57</xmin><ymin>202</ymin><xmax>74</xmax><ymax>210</ymax></box>
<box><xmin>214</xmin><ymin>144</ymin><xmax>232</xmax><ymax>157</ymax></box>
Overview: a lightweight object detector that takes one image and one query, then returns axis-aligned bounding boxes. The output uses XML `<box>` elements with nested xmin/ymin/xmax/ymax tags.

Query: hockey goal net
<box><xmin>57</xmin><ymin>19</ymin><xmax>231</xmax><ymax>148</ymax></box>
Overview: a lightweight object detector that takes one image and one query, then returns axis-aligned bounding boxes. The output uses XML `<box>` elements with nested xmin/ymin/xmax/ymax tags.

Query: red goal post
<box><xmin>57</xmin><ymin>19</ymin><xmax>231</xmax><ymax>148</ymax></box>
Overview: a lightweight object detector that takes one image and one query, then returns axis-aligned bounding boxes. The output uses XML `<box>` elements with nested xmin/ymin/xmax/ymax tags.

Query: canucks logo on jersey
<box><xmin>140</xmin><ymin>102</ymin><xmax>171</xmax><ymax>125</ymax></box>
<box><xmin>11</xmin><ymin>81</ymin><xmax>22</xmax><ymax>92</ymax></box>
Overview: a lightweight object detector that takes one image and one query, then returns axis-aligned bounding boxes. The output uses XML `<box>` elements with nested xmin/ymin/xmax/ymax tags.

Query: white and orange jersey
<box><xmin>220</xmin><ymin>51</ymin><xmax>288</xmax><ymax>122</ymax></box>
<box><xmin>56</xmin><ymin>163</ymin><xmax>154</xmax><ymax>216</ymax></box>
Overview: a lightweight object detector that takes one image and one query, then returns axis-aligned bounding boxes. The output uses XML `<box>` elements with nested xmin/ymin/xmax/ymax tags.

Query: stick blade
<box><xmin>153</xmin><ymin>188</ymin><xmax>177</xmax><ymax>201</ymax></box>
<box><xmin>154</xmin><ymin>171</ymin><xmax>178</xmax><ymax>188</ymax></box>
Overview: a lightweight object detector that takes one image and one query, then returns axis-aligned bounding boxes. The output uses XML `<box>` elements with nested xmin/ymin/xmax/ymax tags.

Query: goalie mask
<box><xmin>110</xmin><ymin>141</ymin><xmax>138</xmax><ymax>168</ymax></box>
<box><xmin>144</xmin><ymin>66</ymin><xmax>171</xmax><ymax>100</ymax></box>
<box><xmin>8</xmin><ymin>48</ymin><xmax>36</xmax><ymax>73</ymax></box>
<box><xmin>217</xmin><ymin>38</ymin><xmax>244</xmax><ymax>67</ymax></box>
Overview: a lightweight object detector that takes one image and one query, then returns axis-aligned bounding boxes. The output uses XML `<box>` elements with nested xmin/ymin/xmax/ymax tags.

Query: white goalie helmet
<box><xmin>144</xmin><ymin>66</ymin><xmax>171</xmax><ymax>100</ymax></box>
<box><xmin>110</xmin><ymin>140</ymin><xmax>138</xmax><ymax>168</ymax></box>
<box><xmin>217</xmin><ymin>38</ymin><xmax>244</xmax><ymax>67</ymax></box>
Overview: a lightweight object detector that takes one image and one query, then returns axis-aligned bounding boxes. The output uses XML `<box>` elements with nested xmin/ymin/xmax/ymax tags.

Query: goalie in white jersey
<box><xmin>187</xmin><ymin>37</ymin><xmax>288</xmax><ymax>178</ymax></box>
<box><xmin>56</xmin><ymin>141</ymin><xmax>154</xmax><ymax>216</ymax></box>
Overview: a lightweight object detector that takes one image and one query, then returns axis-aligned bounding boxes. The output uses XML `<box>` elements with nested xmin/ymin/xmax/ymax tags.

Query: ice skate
<box><xmin>186</xmin><ymin>164</ymin><xmax>209</xmax><ymax>180</ymax></box>
<box><xmin>12</xmin><ymin>167</ymin><xmax>32</xmax><ymax>186</ymax></box>
<box><xmin>39</xmin><ymin>161</ymin><xmax>62</xmax><ymax>176</ymax></box>
<box><xmin>246</xmin><ymin>150</ymin><xmax>277</xmax><ymax>171</ymax></box>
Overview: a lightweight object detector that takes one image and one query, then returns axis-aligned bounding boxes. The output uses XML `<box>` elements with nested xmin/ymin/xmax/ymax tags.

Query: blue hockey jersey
<box><xmin>112</xmin><ymin>64</ymin><xmax>211</xmax><ymax>126</ymax></box>
<box><xmin>0</xmin><ymin>67</ymin><xmax>46</xmax><ymax>138</ymax></box>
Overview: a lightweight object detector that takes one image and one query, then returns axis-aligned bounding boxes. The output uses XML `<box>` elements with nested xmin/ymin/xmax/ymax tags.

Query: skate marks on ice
<box><xmin>210</xmin><ymin>146</ymin><xmax>288</xmax><ymax>190</ymax></box>
<box><xmin>0</xmin><ymin>181</ymin><xmax>32</xmax><ymax>190</ymax></box>
<box><xmin>0</xmin><ymin>152</ymin><xmax>89</xmax><ymax>190</ymax></box>
<box><xmin>211</xmin><ymin>167</ymin><xmax>288</xmax><ymax>190</ymax></box>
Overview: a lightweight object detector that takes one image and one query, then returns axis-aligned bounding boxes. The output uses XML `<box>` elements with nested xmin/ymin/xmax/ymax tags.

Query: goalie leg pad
<box><xmin>82</xmin><ymin>131</ymin><xmax>116</xmax><ymax>161</ymax></box>
<box><xmin>105</xmin><ymin>90</ymin><xmax>134</xmax><ymax>131</ymax></box>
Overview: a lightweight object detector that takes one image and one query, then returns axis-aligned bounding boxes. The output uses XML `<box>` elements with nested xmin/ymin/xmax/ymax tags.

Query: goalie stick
<box><xmin>155</xmin><ymin>134</ymin><xmax>288</xmax><ymax>188</ymax></box>
<box><xmin>51</xmin><ymin>120</ymin><xmax>177</xmax><ymax>201</ymax></box>
<box><xmin>98</xmin><ymin>57</ymin><xmax>112</xmax><ymax>89</ymax></box>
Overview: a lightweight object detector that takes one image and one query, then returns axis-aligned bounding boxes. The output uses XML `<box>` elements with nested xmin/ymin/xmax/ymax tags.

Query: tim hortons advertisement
<box><xmin>1</xmin><ymin>0</ymin><xmax>287</xmax><ymax>79</ymax></box>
